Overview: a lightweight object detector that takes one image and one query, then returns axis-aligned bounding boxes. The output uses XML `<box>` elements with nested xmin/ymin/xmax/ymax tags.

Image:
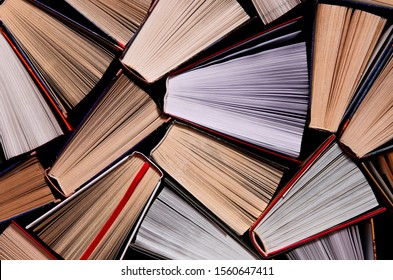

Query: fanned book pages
<box><xmin>164</xmin><ymin>27</ymin><xmax>309</xmax><ymax>158</ymax></box>
<box><xmin>64</xmin><ymin>0</ymin><xmax>152</xmax><ymax>46</ymax></box>
<box><xmin>286</xmin><ymin>222</ymin><xmax>376</xmax><ymax>260</ymax></box>
<box><xmin>130</xmin><ymin>187</ymin><xmax>258</xmax><ymax>260</ymax></box>
<box><xmin>0</xmin><ymin>222</ymin><xmax>56</xmax><ymax>260</ymax></box>
<box><xmin>310</xmin><ymin>3</ymin><xmax>388</xmax><ymax>133</ymax></box>
<box><xmin>48</xmin><ymin>73</ymin><xmax>167</xmax><ymax>196</ymax></box>
<box><xmin>150</xmin><ymin>122</ymin><xmax>284</xmax><ymax>236</ymax></box>
<box><xmin>0</xmin><ymin>155</ymin><xmax>57</xmax><ymax>223</ymax></box>
<box><xmin>0</xmin><ymin>31</ymin><xmax>63</xmax><ymax>160</ymax></box>
<box><xmin>250</xmin><ymin>136</ymin><xmax>383</xmax><ymax>258</ymax></box>
<box><xmin>27</xmin><ymin>154</ymin><xmax>162</xmax><ymax>260</ymax></box>
<box><xmin>340</xmin><ymin>54</ymin><xmax>393</xmax><ymax>158</ymax></box>
<box><xmin>121</xmin><ymin>0</ymin><xmax>250</xmax><ymax>83</ymax></box>
<box><xmin>0</xmin><ymin>0</ymin><xmax>117</xmax><ymax>113</ymax></box>
<box><xmin>251</xmin><ymin>0</ymin><xmax>303</xmax><ymax>24</ymax></box>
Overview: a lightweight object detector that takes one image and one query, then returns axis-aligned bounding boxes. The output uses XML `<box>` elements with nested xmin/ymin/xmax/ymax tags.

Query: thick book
<box><xmin>250</xmin><ymin>0</ymin><xmax>304</xmax><ymax>24</ymax></box>
<box><xmin>0</xmin><ymin>154</ymin><xmax>58</xmax><ymax>223</ymax></box>
<box><xmin>0</xmin><ymin>221</ymin><xmax>57</xmax><ymax>260</ymax></box>
<box><xmin>47</xmin><ymin>71</ymin><xmax>168</xmax><ymax>197</ymax></box>
<box><xmin>163</xmin><ymin>17</ymin><xmax>308</xmax><ymax>160</ymax></box>
<box><xmin>0</xmin><ymin>0</ymin><xmax>118</xmax><ymax>114</ymax></box>
<box><xmin>121</xmin><ymin>0</ymin><xmax>251</xmax><ymax>83</ymax></box>
<box><xmin>64</xmin><ymin>0</ymin><xmax>152</xmax><ymax>47</ymax></box>
<box><xmin>0</xmin><ymin>26</ymin><xmax>71</xmax><ymax>161</ymax></box>
<box><xmin>249</xmin><ymin>135</ymin><xmax>385</xmax><ymax>258</ymax></box>
<box><xmin>339</xmin><ymin>53</ymin><xmax>393</xmax><ymax>158</ymax></box>
<box><xmin>309</xmin><ymin>2</ymin><xmax>390</xmax><ymax>133</ymax></box>
<box><xmin>285</xmin><ymin>219</ymin><xmax>377</xmax><ymax>260</ymax></box>
<box><xmin>27</xmin><ymin>153</ymin><xmax>163</xmax><ymax>260</ymax></box>
<box><xmin>127</xmin><ymin>185</ymin><xmax>259</xmax><ymax>260</ymax></box>
<box><xmin>150</xmin><ymin>121</ymin><xmax>286</xmax><ymax>236</ymax></box>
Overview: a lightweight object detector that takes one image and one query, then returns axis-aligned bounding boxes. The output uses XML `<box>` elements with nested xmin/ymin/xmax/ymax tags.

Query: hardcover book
<box><xmin>0</xmin><ymin>154</ymin><xmax>58</xmax><ymax>223</ymax></box>
<box><xmin>27</xmin><ymin>153</ymin><xmax>162</xmax><ymax>260</ymax></box>
<box><xmin>309</xmin><ymin>3</ymin><xmax>390</xmax><ymax>133</ymax></box>
<box><xmin>47</xmin><ymin>71</ymin><xmax>167</xmax><ymax>196</ymax></box>
<box><xmin>121</xmin><ymin>0</ymin><xmax>251</xmax><ymax>83</ymax></box>
<box><xmin>128</xmin><ymin>186</ymin><xmax>259</xmax><ymax>260</ymax></box>
<box><xmin>0</xmin><ymin>27</ymin><xmax>67</xmax><ymax>160</ymax></box>
<box><xmin>150</xmin><ymin>121</ymin><xmax>285</xmax><ymax>236</ymax></box>
<box><xmin>0</xmin><ymin>221</ymin><xmax>57</xmax><ymax>260</ymax></box>
<box><xmin>163</xmin><ymin>17</ymin><xmax>309</xmax><ymax>159</ymax></box>
<box><xmin>249</xmin><ymin>135</ymin><xmax>385</xmax><ymax>258</ymax></box>
<box><xmin>0</xmin><ymin>0</ymin><xmax>118</xmax><ymax>114</ymax></box>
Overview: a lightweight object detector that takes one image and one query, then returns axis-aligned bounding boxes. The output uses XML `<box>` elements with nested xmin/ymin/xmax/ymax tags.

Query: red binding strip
<box><xmin>1</xmin><ymin>30</ymin><xmax>73</xmax><ymax>132</ymax></box>
<box><xmin>80</xmin><ymin>161</ymin><xmax>151</xmax><ymax>260</ymax></box>
<box><xmin>11</xmin><ymin>221</ymin><xmax>58</xmax><ymax>260</ymax></box>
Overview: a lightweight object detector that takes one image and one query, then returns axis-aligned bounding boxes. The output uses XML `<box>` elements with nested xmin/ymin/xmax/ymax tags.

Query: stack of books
<box><xmin>1</xmin><ymin>0</ymin><xmax>392</xmax><ymax>260</ymax></box>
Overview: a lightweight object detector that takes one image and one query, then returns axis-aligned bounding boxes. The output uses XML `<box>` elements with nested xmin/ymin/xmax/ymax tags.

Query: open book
<box><xmin>0</xmin><ymin>0</ymin><xmax>118</xmax><ymax>114</ymax></box>
<box><xmin>340</xmin><ymin>54</ymin><xmax>393</xmax><ymax>158</ymax></box>
<box><xmin>27</xmin><ymin>153</ymin><xmax>162</xmax><ymax>260</ymax></box>
<box><xmin>249</xmin><ymin>135</ymin><xmax>384</xmax><ymax>258</ymax></box>
<box><xmin>64</xmin><ymin>0</ymin><xmax>152</xmax><ymax>47</ymax></box>
<box><xmin>121</xmin><ymin>0</ymin><xmax>250</xmax><ymax>83</ymax></box>
<box><xmin>150</xmin><ymin>121</ymin><xmax>285</xmax><ymax>236</ymax></box>
<box><xmin>0</xmin><ymin>221</ymin><xmax>56</xmax><ymax>260</ymax></box>
<box><xmin>0</xmin><ymin>154</ymin><xmax>57</xmax><ymax>223</ymax></box>
<box><xmin>251</xmin><ymin>0</ymin><xmax>304</xmax><ymax>24</ymax></box>
<box><xmin>310</xmin><ymin>3</ymin><xmax>389</xmax><ymax>133</ymax></box>
<box><xmin>129</xmin><ymin>186</ymin><xmax>258</xmax><ymax>260</ymax></box>
<box><xmin>0</xmin><ymin>29</ymin><xmax>65</xmax><ymax>160</ymax></box>
<box><xmin>47</xmin><ymin>72</ymin><xmax>167</xmax><ymax>196</ymax></box>
<box><xmin>286</xmin><ymin>220</ymin><xmax>376</xmax><ymax>260</ymax></box>
<box><xmin>163</xmin><ymin>17</ymin><xmax>309</xmax><ymax>159</ymax></box>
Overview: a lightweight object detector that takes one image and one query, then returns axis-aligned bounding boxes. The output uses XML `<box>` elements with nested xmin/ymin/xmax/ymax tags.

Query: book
<box><xmin>338</xmin><ymin>24</ymin><xmax>393</xmax><ymax>135</ymax></box>
<box><xmin>286</xmin><ymin>220</ymin><xmax>376</xmax><ymax>260</ymax></box>
<box><xmin>339</xmin><ymin>53</ymin><xmax>393</xmax><ymax>158</ymax></box>
<box><xmin>0</xmin><ymin>221</ymin><xmax>56</xmax><ymax>260</ymax></box>
<box><xmin>0</xmin><ymin>0</ymin><xmax>117</xmax><ymax>114</ymax></box>
<box><xmin>163</xmin><ymin>18</ymin><xmax>309</xmax><ymax>159</ymax></box>
<box><xmin>27</xmin><ymin>153</ymin><xmax>162</xmax><ymax>260</ymax></box>
<box><xmin>64</xmin><ymin>0</ymin><xmax>152</xmax><ymax>47</ymax></box>
<box><xmin>47</xmin><ymin>71</ymin><xmax>167</xmax><ymax>196</ymax></box>
<box><xmin>128</xmin><ymin>186</ymin><xmax>258</xmax><ymax>260</ymax></box>
<box><xmin>249</xmin><ymin>135</ymin><xmax>385</xmax><ymax>258</ymax></box>
<box><xmin>150</xmin><ymin>121</ymin><xmax>285</xmax><ymax>236</ymax></box>
<box><xmin>362</xmin><ymin>150</ymin><xmax>393</xmax><ymax>207</ymax></box>
<box><xmin>250</xmin><ymin>0</ymin><xmax>304</xmax><ymax>24</ymax></box>
<box><xmin>0</xmin><ymin>28</ymin><xmax>65</xmax><ymax>160</ymax></box>
<box><xmin>121</xmin><ymin>0</ymin><xmax>250</xmax><ymax>83</ymax></box>
<box><xmin>0</xmin><ymin>154</ymin><xmax>57</xmax><ymax>223</ymax></box>
<box><xmin>309</xmin><ymin>3</ymin><xmax>389</xmax><ymax>133</ymax></box>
